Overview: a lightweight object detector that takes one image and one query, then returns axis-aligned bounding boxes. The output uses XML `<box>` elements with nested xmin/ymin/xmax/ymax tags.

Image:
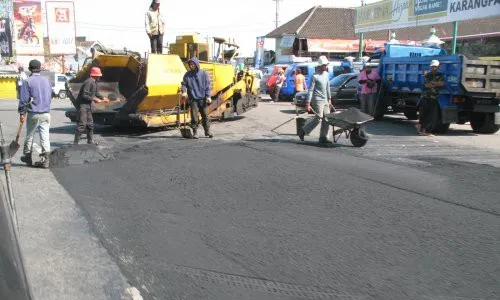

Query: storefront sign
<box><xmin>355</xmin><ymin>0</ymin><xmax>500</xmax><ymax>33</ymax></box>
<box><xmin>46</xmin><ymin>1</ymin><xmax>76</xmax><ymax>55</ymax></box>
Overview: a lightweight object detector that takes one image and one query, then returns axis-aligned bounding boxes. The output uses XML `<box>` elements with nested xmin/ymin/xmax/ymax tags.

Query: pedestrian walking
<box><xmin>416</xmin><ymin>60</ymin><xmax>444</xmax><ymax>136</ymax></box>
<box><xmin>274</xmin><ymin>69</ymin><xmax>285</xmax><ymax>102</ymax></box>
<box><xmin>298</xmin><ymin>56</ymin><xmax>332</xmax><ymax>144</ymax></box>
<box><xmin>73</xmin><ymin>67</ymin><xmax>109</xmax><ymax>145</ymax></box>
<box><xmin>16</xmin><ymin>67</ymin><xmax>27</xmax><ymax>99</ymax></box>
<box><xmin>145</xmin><ymin>0</ymin><xmax>165</xmax><ymax>54</ymax></box>
<box><xmin>18</xmin><ymin>60</ymin><xmax>52</xmax><ymax>168</ymax></box>
<box><xmin>358</xmin><ymin>64</ymin><xmax>380</xmax><ymax>115</ymax></box>
<box><xmin>294</xmin><ymin>68</ymin><xmax>307</xmax><ymax>94</ymax></box>
<box><xmin>181</xmin><ymin>57</ymin><xmax>213</xmax><ymax>139</ymax></box>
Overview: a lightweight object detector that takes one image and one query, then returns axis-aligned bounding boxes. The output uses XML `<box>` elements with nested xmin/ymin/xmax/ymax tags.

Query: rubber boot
<box><xmin>192</xmin><ymin>128</ymin><xmax>199</xmax><ymax>139</ymax></box>
<box><xmin>20</xmin><ymin>152</ymin><xmax>33</xmax><ymax>166</ymax></box>
<box><xmin>73</xmin><ymin>131</ymin><xmax>81</xmax><ymax>145</ymax></box>
<box><xmin>87</xmin><ymin>130</ymin><xmax>98</xmax><ymax>145</ymax></box>
<box><xmin>34</xmin><ymin>152</ymin><xmax>49</xmax><ymax>169</ymax></box>
<box><xmin>204</xmin><ymin>126</ymin><xmax>213</xmax><ymax>138</ymax></box>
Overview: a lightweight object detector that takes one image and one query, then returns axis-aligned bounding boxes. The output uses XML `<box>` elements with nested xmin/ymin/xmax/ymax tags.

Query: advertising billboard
<box><xmin>45</xmin><ymin>1</ymin><xmax>76</xmax><ymax>55</ymax></box>
<box><xmin>13</xmin><ymin>0</ymin><xmax>44</xmax><ymax>55</ymax></box>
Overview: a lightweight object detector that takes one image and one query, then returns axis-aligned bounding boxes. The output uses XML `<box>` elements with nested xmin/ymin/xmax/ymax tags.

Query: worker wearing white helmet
<box><xmin>416</xmin><ymin>59</ymin><xmax>445</xmax><ymax>136</ymax></box>
<box><xmin>298</xmin><ymin>55</ymin><xmax>332</xmax><ymax>143</ymax></box>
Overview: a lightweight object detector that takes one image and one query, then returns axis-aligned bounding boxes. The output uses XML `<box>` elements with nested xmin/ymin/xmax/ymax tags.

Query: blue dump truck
<box><xmin>371</xmin><ymin>44</ymin><xmax>500</xmax><ymax>134</ymax></box>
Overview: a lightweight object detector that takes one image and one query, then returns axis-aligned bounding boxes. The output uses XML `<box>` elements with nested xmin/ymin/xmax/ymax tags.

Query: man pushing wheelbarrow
<box><xmin>297</xmin><ymin>56</ymin><xmax>373</xmax><ymax>147</ymax></box>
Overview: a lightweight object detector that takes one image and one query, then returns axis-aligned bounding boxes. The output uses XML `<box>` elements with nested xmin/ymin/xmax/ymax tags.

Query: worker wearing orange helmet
<box><xmin>73</xmin><ymin>67</ymin><xmax>109</xmax><ymax>145</ymax></box>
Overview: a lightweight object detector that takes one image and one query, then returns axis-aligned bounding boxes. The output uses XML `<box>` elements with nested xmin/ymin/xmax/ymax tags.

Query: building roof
<box><xmin>265</xmin><ymin>6</ymin><xmax>500</xmax><ymax>41</ymax></box>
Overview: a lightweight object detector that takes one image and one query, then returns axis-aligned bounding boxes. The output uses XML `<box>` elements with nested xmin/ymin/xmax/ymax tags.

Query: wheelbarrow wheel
<box><xmin>350</xmin><ymin>128</ymin><xmax>368</xmax><ymax>148</ymax></box>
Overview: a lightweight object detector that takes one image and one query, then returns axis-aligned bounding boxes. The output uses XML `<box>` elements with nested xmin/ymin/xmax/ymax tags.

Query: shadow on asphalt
<box><xmin>245</xmin><ymin>138</ymin><xmax>349</xmax><ymax>149</ymax></box>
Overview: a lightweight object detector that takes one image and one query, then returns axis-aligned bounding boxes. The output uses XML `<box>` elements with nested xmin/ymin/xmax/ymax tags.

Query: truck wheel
<box><xmin>470</xmin><ymin>112</ymin><xmax>500</xmax><ymax>134</ymax></box>
<box><xmin>58</xmin><ymin>90</ymin><xmax>67</xmax><ymax>99</ymax></box>
<box><xmin>350</xmin><ymin>128</ymin><xmax>368</xmax><ymax>147</ymax></box>
<box><xmin>403</xmin><ymin>108</ymin><xmax>418</xmax><ymax>120</ymax></box>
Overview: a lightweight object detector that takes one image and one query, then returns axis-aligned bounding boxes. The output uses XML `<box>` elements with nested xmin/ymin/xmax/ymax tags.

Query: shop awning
<box><xmin>307</xmin><ymin>38</ymin><xmax>420</xmax><ymax>53</ymax></box>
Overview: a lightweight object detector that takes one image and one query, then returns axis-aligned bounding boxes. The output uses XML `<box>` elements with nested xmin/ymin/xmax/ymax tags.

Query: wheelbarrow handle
<box><xmin>15</xmin><ymin>117</ymin><xmax>26</xmax><ymax>144</ymax></box>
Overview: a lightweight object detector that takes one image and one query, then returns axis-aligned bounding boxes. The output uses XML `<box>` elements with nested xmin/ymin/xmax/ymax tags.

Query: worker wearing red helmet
<box><xmin>73</xmin><ymin>67</ymin><xmax>109</xmax><ymax>145</ymax></box>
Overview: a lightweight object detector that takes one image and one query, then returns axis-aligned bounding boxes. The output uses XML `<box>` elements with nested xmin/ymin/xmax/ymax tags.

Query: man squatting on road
<box><xmin>19</xmin><ymin>59</ymin><xmax>52</xmax><ymax>169</ymax></box>
<box><xmin>181</xmin><ymin>57</ymin><xmax>213</xmax><ymax>139</ymax></box>
<box><xmin>298</xmin><ymin>55</ymin><xmax>332</xmax><ymax>144</ymax></box>
<box><xmin>73</xmin><ymin>67</ymin><xmax>109</xmax><ymax>145</ymax></box>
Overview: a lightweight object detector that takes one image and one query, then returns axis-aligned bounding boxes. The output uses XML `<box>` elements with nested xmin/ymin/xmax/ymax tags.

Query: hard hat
<box><xmin>430</xmin><ymin>60</ymin><xmax>440</xmax><ymax>67</ymax></box>
<box><xmin>318</xmin><ymin>55</ymin><xmax>329</xmax><ymax>66</ymax></box>
<box><xmin>90</xmin><ymin>67</ymin><xmax>102</xmax><ymax>77</ymax></box>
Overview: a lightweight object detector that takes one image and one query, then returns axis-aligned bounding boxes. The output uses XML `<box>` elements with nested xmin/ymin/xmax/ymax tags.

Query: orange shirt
<box><xmin>294</xmin><ymin>74</ymin><xmax>306</xmax><ymax>92</ymax></box>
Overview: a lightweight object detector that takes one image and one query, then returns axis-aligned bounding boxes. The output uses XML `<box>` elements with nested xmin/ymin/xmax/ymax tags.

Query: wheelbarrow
<box><xmin>306</xmin><ymin>107</ymin><xmax>374</xmax><ymax>147</ymax></box>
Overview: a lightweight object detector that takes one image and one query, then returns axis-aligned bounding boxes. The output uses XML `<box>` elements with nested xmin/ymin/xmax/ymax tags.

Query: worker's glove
<box><xmin>205</xmin><ymin>97</ymin><xmax>212</xmax><ymax>104</ymax></box>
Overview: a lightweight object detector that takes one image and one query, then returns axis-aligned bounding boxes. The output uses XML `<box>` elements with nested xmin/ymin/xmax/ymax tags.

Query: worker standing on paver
<box><xmin>298</xmin><ymin>56</ymin><xmax>332</xmax><ymax>144</ymax></box>
<box><xmin>181</xmin><ymin>57</ymin><xmax>213</xmax><ymax>139</ymax></box>
<box><xmin>19</xmin><ymin>59</ymin><xmax>52</xmax><ymax>168</ymax></box>
<box><xmin>145</xmin><ymin>0</ymin><xmax>165</xmax><ymax>54</ymax></box>
<box><xmin>417</xmin><ymin>60</ymin><xmax>445</xmax><ymax>136</ymax></box>
<box><xmin>358</xmin><ymin>64</ymin><xmax>380</xmax><ymax>116</ymax></box>
<box><xmin>73</xmin><ymin>67</ymin><xmax>109</xmax><ymax>145</ymax></box>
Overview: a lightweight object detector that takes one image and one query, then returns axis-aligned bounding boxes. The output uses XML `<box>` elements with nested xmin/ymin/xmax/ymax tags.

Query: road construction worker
<box><xmin>73</xmin><ymin>67</ymin><xmax>109</xmax><ymax>145</ymax></box>
<box><xmin>145</xmin><ymin>0</ymin><xmax>165</xmax><ymax>54</ymax></box>
<box><xmin>417</xmin><ymin>59</ymin><xmax>444</xmax><ymax>136</ymax></box>
<box><xmin>298</xmin><ymin>55</ymin><xmax>332</xmax><ymax>144</ymax></box>
<box><xmin>358</xmin><ymin>63</ymin><xmax>381</xmax><ymax>116</ymax></box>
<box><xmin>181</xmin><ymin>57</ymin><xmax>213</xmax><ymax>139</ymax></box>
<box><xmin>18</xmin><ymin>59</ymin><xmax>52</xmax><ymax>168</ymax></box>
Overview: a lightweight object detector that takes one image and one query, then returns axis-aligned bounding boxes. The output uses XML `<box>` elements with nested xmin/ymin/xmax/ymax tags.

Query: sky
<box><xmin>70</xmin><ymin>0</ymin><xmax>379</xmax><ymax>57</ymax></box>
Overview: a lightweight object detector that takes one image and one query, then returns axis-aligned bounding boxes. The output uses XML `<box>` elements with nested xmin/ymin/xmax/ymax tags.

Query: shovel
<box><xmin>179</xmin><ymin>95</ymin><xmax>193</xmax><ymax>139</ymax></box>
<box><xmin>8</xmin><ymin>117</ymin><xmax>25</xmax><ymax>158</ymax></box>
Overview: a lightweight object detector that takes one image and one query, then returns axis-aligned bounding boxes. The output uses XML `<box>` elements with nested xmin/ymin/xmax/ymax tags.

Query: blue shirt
<box><xmin>18</xmin><ymin>73</ymin><xmax>52</xmax><ymax>114</ymax></box>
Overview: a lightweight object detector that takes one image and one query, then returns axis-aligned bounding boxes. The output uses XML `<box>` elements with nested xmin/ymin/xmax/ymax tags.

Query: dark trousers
<box><xmin>418</xmin><ymin>97</ymin><xmax>439</xmax><ymax>130</ymax></box>
<box><xmin>274</xmin><ymin>85</ymin><xmax>282</xmax><ymax>102</ymax></box>
<box><xmin>190</xmin><ymin>100</ymin><xmax>210</xmax><ymax>132</ymax></box>
<box><xmin>149</xmin><ymin>34</ymin><xmax>163</xmax><ymax>54</ymax></box>
<box><xmin>76</xmin><ymin>104</ymin><xmax>94</xmax><ymax>134</ymax></box>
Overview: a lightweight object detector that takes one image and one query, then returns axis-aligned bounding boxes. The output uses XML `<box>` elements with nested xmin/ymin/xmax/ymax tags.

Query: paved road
<box><xmin>1</xmin><ymin>99</ymin><xmax>499</xmax><ymax>300</ymax></box>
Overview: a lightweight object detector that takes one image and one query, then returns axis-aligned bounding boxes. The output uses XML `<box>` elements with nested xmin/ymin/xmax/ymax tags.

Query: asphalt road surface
<box><xmin>1</xmin><ymin>99</ymin><xmax>499</xmax><ymax>300</ymax></box>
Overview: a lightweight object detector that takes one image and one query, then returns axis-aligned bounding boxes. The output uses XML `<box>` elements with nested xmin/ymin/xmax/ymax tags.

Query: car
<box><xmin>293</xmin><ymin>73</ymin><xmax>359</xmax><ymax>108</ymax></box>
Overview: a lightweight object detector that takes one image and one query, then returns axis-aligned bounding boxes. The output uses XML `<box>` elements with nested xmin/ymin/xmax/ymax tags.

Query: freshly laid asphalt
<box><xmin>51</xmin><ymin>137</ymin><xmax>500</xmax><ymax>300</ymax></box>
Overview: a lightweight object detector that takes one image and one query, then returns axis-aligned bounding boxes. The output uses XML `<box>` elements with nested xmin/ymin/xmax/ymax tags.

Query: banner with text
<box><xmin>46</xmin><ymin>1</ymin><xmax>76</xmax><ymax>55</ymax></box>
<box><xmin>0</xmin><ymin>18</ymin><xmax>13</xmax><ymax>57</ymax></box>
<box><xmin>254</xmin><ymin>36</ymin><xmax>265</xmax><ymax>69</ymax></box>
<box><xmin>355</xmin><ymin>0</ymin><xmax>500</xmax><ymax>33</ymax></box>
<box><xmin>13</xmin><ymin>0</ymin><xmax>44</xmax><ymax>55</ymax></box>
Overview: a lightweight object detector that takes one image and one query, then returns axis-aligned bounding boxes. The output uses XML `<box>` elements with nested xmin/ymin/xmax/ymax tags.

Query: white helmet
<box><xmin>430</xmin><ymin>60</ymin><xmax>440</xmax><ymax>67</ymax></box>
<box><xmin>318</xmin><ymin>55</ymin><xmax>329</xmax><ymax>66</ymax></box>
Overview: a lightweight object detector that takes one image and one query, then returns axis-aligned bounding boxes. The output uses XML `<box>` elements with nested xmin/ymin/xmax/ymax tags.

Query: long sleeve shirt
<box><xmin>307</xmin><ymin>71</ymin><xmax>331</xmax><ymax>103</ymax></box>
<box><xmin>18</xmin><ymin>73</ymin><xmax>52</xmax><ymax>114</ymax></box>
<box><xmin>76</xmin><ymin>78</ymin><xmax>103</xmax><ymax>105</ymax></box>
<box><xmin>145</xmin><ymin>8</ymin><xmax>165</xmax><ymax>35</ymax></box>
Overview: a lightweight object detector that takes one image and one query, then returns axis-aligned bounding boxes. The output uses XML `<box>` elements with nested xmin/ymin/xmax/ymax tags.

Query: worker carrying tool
<box><xmin>145</xmin><ymin>0</ymin><xmax>165</xmax><ymax>54</ymax></box>
<box><xmin>298</xmin><ymin>55</ymin><xmax>332</xmax><ymax>144</ymax></box>
<box><xmin>73</xmin><ymin>67</ymin><xmax>109</xmax><ymax>145</ymax></box>
<box><xmin>181</xmin><ymin>57</ymin><xmax>213</xmax><ymax>139</ymax></box>
<box><xmin>18</xmin><ymin>59</ymin><xmax>53</xmax><ymax>168</ymax></box>
<box><xmin>416</xmin><ymin>59</ymin><xmax>444</xmax><ymax>136</ymax></box>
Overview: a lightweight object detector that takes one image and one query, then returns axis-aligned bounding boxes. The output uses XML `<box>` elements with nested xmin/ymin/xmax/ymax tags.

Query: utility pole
<box><xmin>273</xmin><ymin>0</ymin><xmax>280</xmax><ymax>29</ymax></box>
<box><xmin>358</xmin><ymin>0</ymin><xmax>364</xmax><ymax>60</ymax></box>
